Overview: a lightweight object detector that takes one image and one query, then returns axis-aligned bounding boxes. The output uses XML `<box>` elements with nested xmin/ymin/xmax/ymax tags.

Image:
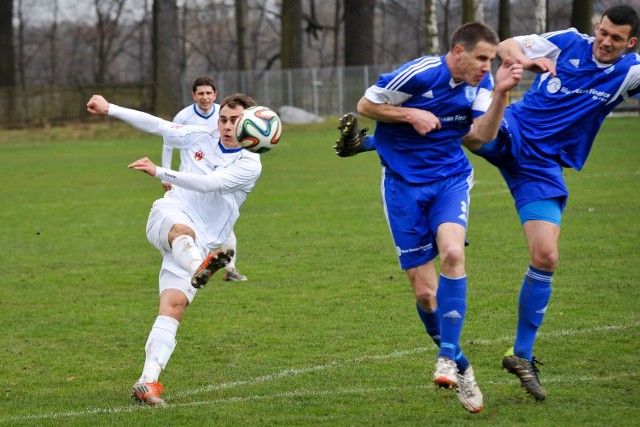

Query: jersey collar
<box><xmin>193</xmin><ymin>104</ymin><xmax>216</xmax><ymax>119</ymax></box>
<box><xmin>218</xmin><ymin>140</ymin><xmax>244</xmax><ymax>153</ymax></box>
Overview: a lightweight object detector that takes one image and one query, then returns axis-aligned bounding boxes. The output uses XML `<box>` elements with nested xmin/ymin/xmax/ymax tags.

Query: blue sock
<box><xmin>514</xmin><ymin>265</ymin><xmax>553</xmax><ymax>361</ymax></box>
<box><xmin>361</xmin><ymin>135</ymin><xmax>377</xmax><ymax>152</ymax></box>
<box><xmin>416</xmin><ymin>303</ymin><xmax>441</xmax><ymax>347</ymax></box>
<box><xmin>416</xmin><ymin>303</ymin><xmax>469</xmax><ymax>371</ymax></box>
<box><xmin>435</xmin><ymin>275</ymin><xmax>467</xmax><ymax>362</ymax></box>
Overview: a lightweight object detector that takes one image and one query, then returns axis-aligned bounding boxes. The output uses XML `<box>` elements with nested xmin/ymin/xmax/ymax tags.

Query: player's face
<box><xmin>455</xmin><ymin>41</ymin><xmax>496</xmax><ymax>86</ymax></box>
<box><xmin>593</xmin><ymin>16</ymin><xmax>638</xmax><ymax>64</ymax></box>
<box><xmin>218</xmin><ymin>105</ymin><xmax>245</xmax><ymax>148</ymax></box>
<box><xmin>192</xmin><ymin>85</ymin><xmax>217</xmax><ymax>112</ymax></box>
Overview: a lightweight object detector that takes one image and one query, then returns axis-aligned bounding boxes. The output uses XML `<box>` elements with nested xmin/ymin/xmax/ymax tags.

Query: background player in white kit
<box><xmin>86</xmin><ymin>92</ymin><xmax>261</xmax><ymax>406</ymax></box>
<box><xmin>162</xmin><ymin>75</ymin><xmax>248</xmax><ymax>282</ymax></box>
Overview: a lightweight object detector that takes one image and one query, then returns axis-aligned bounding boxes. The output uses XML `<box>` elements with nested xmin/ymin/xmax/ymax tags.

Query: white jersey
<box><xmin>109</xmin><ymin>104</ymin><xmax>261</xmax><ymax>249</ymax></box>
<box><xmin>162</xmin><ymin>103</ymin><xmax>220</xmax><ymax>171</ymax></box>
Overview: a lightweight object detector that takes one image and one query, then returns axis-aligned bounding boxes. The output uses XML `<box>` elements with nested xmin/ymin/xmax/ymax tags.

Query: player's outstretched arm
<box><xmin>87</xmin><ymin>94</ymin><xmax>172</xmax><ymax>137</ymax></box>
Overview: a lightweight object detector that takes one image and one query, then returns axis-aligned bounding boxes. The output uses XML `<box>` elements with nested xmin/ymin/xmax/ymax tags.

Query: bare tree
<box><xmin>571</xmin><ymin>0</ymin><xmax>593</xmax><ymax>34</ymax></box>
<box><xmin>153</xmin><ymin>0</ymin><xmax>181</xmax><ymax>116</ymax></box>
<box><xmin>474</xmin><ymin>0</ymin><xmax>485</xmax><ymax>23</ymax></box>
<box><xmin>425</xmin><ymin>0</ymin><xmax>440</xmax><ymax>55</ymax></box>
<box><xmin>0</xmin><ymin>0</ymin><xmax>15</xmax><ymax>124</ymax></box>
<box><xmin>47</xmin><ymin>0</ymin><xmax>60</xmax><ymax>85</ymax></box>
<box><xmin>0</xmin><ymin>0</ymin><xmax>15</xmax><ymax>88</ymax></box>
<box><xmin>462</xmin><ymin>0</ymin><xmax>473</xmax><ymax>23</ymax></box>
<box><xmin>535</xmin><ymin>0</ymin><xmax>547</xmax><ymax>33</ymax></box>
<box><xmin>498</xmin><ymin>0</ymin><xmax>510</xmax><ymax>40</ymax></box>
<box><xmin>236</xmin><ymin>0</ymin><xmax>250</xmax><ymax>70</ymax></box>
<box><xmin>93</xmin><ymin>0</ymin><xmax>126</xmax><ymax>84</ymax></box>
<box><xmin>332</xmin><ymin>0</ymin><xmax>341</xmax><ymax>67</ymax></box>
<box><xmin>281</xmin><ymin>0</ymin><xmax>303</xmax><ymax>69</ymax></box>
<box><xmin>344</xmin><ymin>0</ymin><xmax>374</xmax><ymax>66</ymax></box>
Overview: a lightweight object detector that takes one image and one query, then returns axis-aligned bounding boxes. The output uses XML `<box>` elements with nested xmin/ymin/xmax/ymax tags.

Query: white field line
<box><xmin>1</xmin><ymin>321</ymin><xmax>638</xmax><ymax>424</ymax></box>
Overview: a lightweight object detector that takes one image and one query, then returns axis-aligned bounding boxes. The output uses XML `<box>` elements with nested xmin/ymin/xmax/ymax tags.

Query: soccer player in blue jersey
<box><xmin>353</xmin><ymin>22</ymin><xmax>523</xmax><ymax>413</ymax></box>
<box><xmin>338</xmin><ymin>5</ymin><xmax>639</xmax><ymax>403</ymax></box>
<box><xmin>461</xmin><ymin>4</ymin><xmax>639</xmax><ymax>401</ymax></box>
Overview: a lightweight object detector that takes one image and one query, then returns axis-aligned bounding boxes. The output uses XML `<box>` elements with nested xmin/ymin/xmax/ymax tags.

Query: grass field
<box><xmin>1</xmin><ymin>115</ymin><xmax>639</xmax><ymax>426</ymax></box>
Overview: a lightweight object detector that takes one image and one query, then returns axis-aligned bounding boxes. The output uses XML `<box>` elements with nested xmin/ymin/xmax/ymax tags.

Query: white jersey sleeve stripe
<box><xmin>385</xmin><ymin>57</ymin><xmax>441</xmax><ymax>92</ymax></box>
<box><xmin>607</xmin><ymin>62</ymin><xmax>640</xmax><ymax>105</ymax></box>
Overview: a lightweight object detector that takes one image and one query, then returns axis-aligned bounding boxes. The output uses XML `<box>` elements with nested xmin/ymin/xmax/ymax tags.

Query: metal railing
<box><xmin>1</xmin><ymin>66</ymin><xmax>638</xmax><ymax>127</ymax></box>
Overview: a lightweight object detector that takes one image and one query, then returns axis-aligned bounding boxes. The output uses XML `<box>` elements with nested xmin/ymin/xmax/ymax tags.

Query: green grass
<box><xmin>0</xmin><ymin>116</ymin><xmax>639</xmax><ymax>426</ymax></box>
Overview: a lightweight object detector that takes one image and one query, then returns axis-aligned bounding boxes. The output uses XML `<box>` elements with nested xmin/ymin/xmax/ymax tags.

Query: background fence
<box><xmin>0</xmin><ymin>65</ymin><xmax>638</xmax><ymax>127</ymax></box>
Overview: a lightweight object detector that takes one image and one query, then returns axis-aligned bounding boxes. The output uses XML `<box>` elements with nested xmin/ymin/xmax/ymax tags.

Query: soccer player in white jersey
<box><xmin>163</xmin><ymin>75</ymin><xmax>248</xmax><ymax>282</ymax></box>
<box><xmin>86</xmin><ymin>93</ymin><xmax>262</xmax><ymax>406</ymax></box>
<box><xmin>461</xmin><ymin>4</ymin><xmax>640</xmax><ymax>401</ymax></box>
<box><xmin>354</xmin><ymin>22</ymin><xmax>523</xmax><ymax>413</ymax></box>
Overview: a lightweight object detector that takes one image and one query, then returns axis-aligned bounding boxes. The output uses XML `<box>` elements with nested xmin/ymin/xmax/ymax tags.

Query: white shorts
<box><xmin>146</xmin><ymin>199</ymin><xmax>210</xmax><ymax>303</ymax></box>
<box><xmin>158</xmin><ymin>264</ymin><xmax>198</xmax><ymax>303</ymax></box>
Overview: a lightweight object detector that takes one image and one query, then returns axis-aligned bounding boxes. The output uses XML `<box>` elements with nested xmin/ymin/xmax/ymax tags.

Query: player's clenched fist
<box><xmin>86</xmin><ymin>95</ymin><xmax>110</xmax><ymax>115</ymax></box>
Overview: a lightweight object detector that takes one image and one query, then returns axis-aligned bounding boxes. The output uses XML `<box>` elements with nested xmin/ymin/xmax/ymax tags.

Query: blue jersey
<box><xmin>509</xmin><ymin>29</ymin><xmax>640</xmax><ymax>170</ymax></box>
<box><xmin>364</xmin><ymin>55</ymin><xmax>494</xmax><ymax>184</ymax></box>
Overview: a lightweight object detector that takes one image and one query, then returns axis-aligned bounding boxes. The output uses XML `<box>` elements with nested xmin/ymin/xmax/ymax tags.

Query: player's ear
<box><xmin>452</xmin><ymin>43</ymin><xmax>465</xmax><ymax>56</ymax></box>
<box><xmin>626</xmin><ymin>36</ymin><xmax>638</xmax><ymax>50</ymax></box>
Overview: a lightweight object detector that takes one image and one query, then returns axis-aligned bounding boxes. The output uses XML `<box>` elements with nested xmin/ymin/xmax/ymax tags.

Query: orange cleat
<box><xmin>191</xmin><ymin>249</ymin><xmax>234</xmax><ymax>288</ymax></box>
<box><xmin>131</xmin><ymin>381</ymin><xmax>166</xmax><ymax>406</ymax></box>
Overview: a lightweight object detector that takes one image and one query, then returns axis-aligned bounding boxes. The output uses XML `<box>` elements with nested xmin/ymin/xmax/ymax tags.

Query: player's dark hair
<box><xmin>451</xmin><ymin>22</ymin><xmax>499</xmax><ymax>51</ymax></box>
<box><xmin>602</xmin><ymin>5</ymin><xmax>639</xmax><ymax>38</ymax></box>
<box><xmin>220</xmin><ymin>93</ymin><xmax>257</xmax><ymax>110</ymax></box>
<box><xmin>191</xmin><ymin>75</ymin><xmax>217</xmax><ymax>93</ymax></box>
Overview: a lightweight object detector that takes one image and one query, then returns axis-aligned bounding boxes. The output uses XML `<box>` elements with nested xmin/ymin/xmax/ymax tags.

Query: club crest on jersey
<box><xmin>546</xmin><ymin>77</ymin><xmax>562</xmax><ymax>94</ymax></box>
<box><xmin>465</xmin><ymin>86</ymin><xmax>477</xmax><ymax>102</ymax></box>
<box><xmin>194</xmin><ymin>150</ymin><xmax>204</xmax><ymax>161</ymax></box>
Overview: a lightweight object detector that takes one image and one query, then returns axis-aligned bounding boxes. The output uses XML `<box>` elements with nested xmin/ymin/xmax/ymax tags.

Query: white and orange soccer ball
<box><xmin>235</xmin><ymin>106</ymin><xmax>282</xmax><ymax>154</ymax></box>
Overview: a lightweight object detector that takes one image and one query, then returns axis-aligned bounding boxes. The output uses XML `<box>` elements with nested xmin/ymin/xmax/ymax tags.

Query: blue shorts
<box><xmin>382</xmin><ymin>168</ymin><xmax>473</xmax><ymax>270</ymax></box>
<box><xmin>518</xmin><ymin>198</ymin><xmax>563</xmax><ymax>226</ymax></box>
<box><xmin>471</xmin><ymin>110</ymin><xmax>569</xmax><ymax>212</ymax></box>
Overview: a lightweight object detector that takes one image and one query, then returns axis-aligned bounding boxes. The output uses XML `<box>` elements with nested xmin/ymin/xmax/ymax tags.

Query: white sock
<box><xmin>140</xmin><ymin>315</ymin><xmax>179</xmax><ymax>383</ymax></box>
<box><xmin>171</xmin><ymin>235</ymin><xmax>203</xmax><ymax>275</ymax></box>
<box><xmin>222</xmin><ymin>233</ymin><xmax>237</xmax><ymax>272</ymax></box>
<box><xmin>224</xmin><ymin>250</ymin><xmax>237</xmax><ymax>271</ymax></box>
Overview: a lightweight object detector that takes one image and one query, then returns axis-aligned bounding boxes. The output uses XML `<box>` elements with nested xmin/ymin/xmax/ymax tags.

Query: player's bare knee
<box><xmin>167</xmin><ymin>224</ymin><xmax>196</xmax><ymax>247</ymax></box>
<box><xmin>531</xmin><ymin>250</ymin><xmax>558</xmax><ymax>271</ymax></box>
<box><xmin>439</xmin><ymin>246</ymin><xmax>465</xmax><ymax>275</ymax></box>
<box><xmin>415</xmin><ymin>292</ymin><xmax>437</xmax><ymax>311</ymax></box>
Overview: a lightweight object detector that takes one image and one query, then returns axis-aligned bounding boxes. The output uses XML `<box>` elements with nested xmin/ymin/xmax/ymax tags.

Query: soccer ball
<box><xmin>235</xmin><ymin>106</ymin><xmax>282</xmax><ymax>154</ymax></box>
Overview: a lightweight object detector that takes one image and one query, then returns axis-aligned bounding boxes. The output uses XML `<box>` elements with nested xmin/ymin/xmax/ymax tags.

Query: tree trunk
<box><xmin>462</xmin><ymin>0</ymin><xmax>473</xmax><ymax>23</ymax></box>
<box><xmin>153</xmin><ymin>0</ymin><xmax>181</xmax><ymax>116</ymax></box>
<box><xmin>534</xmin><ymin>0</ymin><xmax>546</xmax><ymax>34</ymax></box>
<box><xmin>424</xmin><ymin>0</ymin><xmax>439</xmax><ymax>55</ymax></box>
<box><xmin>498</xmin><ymin>0</ymin><xmax>510</xmax><ymax>41</ymax></box>
<box><xmin>236</xmin><ymin>0</ymin><xmax>250</xmax><ymax>71</ymax></box>
<box><xmin>474</xmin><ymin>0</ymin><xmax>484</xmax><ymax>23</ymax></box>
<box><xmin>281</xmin><ymin>0</ymin><xmax>303</xmax><ymax>69</ymax></box>
<box><xmin>571</xmin><ymin>0</ymin><xmax>592</xmax><ymax>35</ymax></box>
<box><xmin>344</xmin><ymin>0</ymin><xmax>374</xmax><ymax>66</ymax></box>
<box><xmin>0</xmin><ymin>0</ymin><xmax>16</xmax><ymax>87</ymax></box>
<box><xmin>0</xmin><ymin>0</ymin><xmax>16</xmax><ymax>125</ymax></box>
